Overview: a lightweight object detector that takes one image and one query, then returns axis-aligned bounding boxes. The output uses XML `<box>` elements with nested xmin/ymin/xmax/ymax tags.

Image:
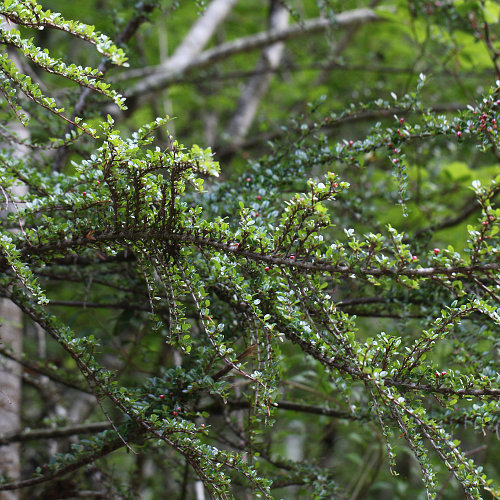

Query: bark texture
<box><xmin>0</xmin><ymin>46</ymin><xmax>29</xmax><ymax>495</ymax></box>
<box><xmin>223</xmin><ymin>0</ymin><xmax>289</xmax><ymax>146</ymax></box>
<box><xmin>0</xmin><ymin>291</ymin><xmax>23</xmax><ymax>500</ymax></box>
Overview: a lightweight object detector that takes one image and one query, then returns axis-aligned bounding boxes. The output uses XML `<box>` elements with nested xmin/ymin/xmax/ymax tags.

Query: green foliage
<box><xmin>0</xmin><ymin>0</ymin><xmax>499</xmax><ymax>499</ymax></box>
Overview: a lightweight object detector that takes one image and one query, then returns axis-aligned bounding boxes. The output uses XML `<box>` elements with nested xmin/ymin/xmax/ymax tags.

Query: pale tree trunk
<box><xmin>0</xmin><ymin>44</ymin><xmax>29</xmax><ymax>499</ymax></box>
<box><xmin>223</xmin><ymin>0</ymin><xmax>289</xmax><ymax>146</ymax></box>
<box><xmin>119</xmin><ymin>8</ymin><xmax>379</xmax><ymax>102</ymax></box>
<box><xmin>131</xmin><ymin>0</ymin><xmax>240</xmax><ymax>103</ymax></box>
<box><xmin>0</xmin><ymin>181</ymin><xmax>27</xmax><ymax>500</ymax></box>
<box><xmin>0</xmin><ymin>299</ymin><xmax>23</xmax><ymax>500</ymax></box>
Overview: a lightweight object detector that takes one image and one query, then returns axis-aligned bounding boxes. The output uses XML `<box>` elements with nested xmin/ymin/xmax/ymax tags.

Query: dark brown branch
<box><xmin>209</xmin><ymin>398</ymin><xmax>500</xmax><ymax>426</ymax></box>
<box><xmin>281</xmin><ymin>324</ymin><xmax>500</xmax><ymax>398</ymax></box>
<box><xmin>385</xmin><ymin>380</ymin><xmax>500</xmax><ymax>397</ymax></box>
<box><xmin>0</xmin><ymin>348</ymin><xmax>91</xmax><ymax>394</ymax></box>
<box><xmin>339</xmin><ymin>311</ymin><xmax>425</xmax><ymax>318</ymax></box>
<box><xmin>0</xmin><ymin>432</ymin><xmax>133</xmax><ymax>491</ymax></box>
<box><xmin>16</xmin><ymin>228</ymin><xmax>500</xmax><ymax>279</ymax></box>
<box><xmin>49</xmin><ymin>300</ymin><xmax>149</xmax><ymax>311</ymax></box>
<box><xmin>216</xmin><ymin>103</ymin><xmax>464</xmax><ymax>160</ymax></box>
<box><xmin>52</xmin><ymin>1</ymin><xmax>157</xmax><ymax>171</ymax></box>
<box><xmin>228</xmin><ymin>399</ymin><xmax>369</xmax><ymax>420</ymax></box>
<box><xmin>211</xmin><ymin>345</ymin><xmax>258</xmax><ymax>381</ymax></box>
<box><xmin>337</xmin><ymin>296</ymin><xmax>385</xmax><ymax>306</ymax></box>
<box><xmin>0</xmin><ymin>422</ymin><xmax>112</xmax><ymax>445</ymax></box>
<box><xmin>415</xmin><ymin>190</ymin><xmax>499</xmax><ymax>238</ymax></box>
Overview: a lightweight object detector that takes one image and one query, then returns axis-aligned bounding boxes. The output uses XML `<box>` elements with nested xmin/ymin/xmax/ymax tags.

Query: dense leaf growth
<box><xmin>0</xmin><ymin>1</ymin><xmax>499</xmax><ymax>499</ymax></box>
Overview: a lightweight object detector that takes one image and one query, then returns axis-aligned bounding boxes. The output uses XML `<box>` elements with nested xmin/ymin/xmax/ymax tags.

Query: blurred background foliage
<box><xmin>1</xmin><ymin>0</ymin><xmax>500</xmax><ymax>498</ymax></box>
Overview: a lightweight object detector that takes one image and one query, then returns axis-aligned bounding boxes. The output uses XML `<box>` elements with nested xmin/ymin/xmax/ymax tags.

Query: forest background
<box><xmin>0</xmin><ymin>0</ymin><xmax>500</xmax><ymax>499</ymax></box>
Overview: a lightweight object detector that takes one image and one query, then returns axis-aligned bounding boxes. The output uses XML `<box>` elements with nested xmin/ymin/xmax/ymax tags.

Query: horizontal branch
<box><xmin>18</xmin><ymin>228</ymin><xmax>500</xmax><ymax>280</ymax></box>
<box><xmin>383</xmin><ymin>379</ymin><xmax>500</xmax><ymax>397</ymax></box>
<box><xmin>226</xmin><ymin>399</ymin><xmax>369</xmax><ymax>420</ymax></box>
<box><xmin>0</xmin><ymin>432</ymin><xmax>128</xmax><ymax>491</ymax></box>
<box><xmin>49</xmin><ymin>300</ymin><xmax>149</xmax><ymax>311</ymax></box>
<box><xmin>217</xmin><ymin>102</ymin><xmax>463</xmax><ymax>159</ymax></box>
<box><xmin>0</xmin><ymin>348</ymin><xmax>91</xmax><ymax>394</ymax></box>
<box><xmin>115</xmin><ymin>61</ymin><xmax>418</xmax><ymax>85</ymax></box>
<box><xmin>414</xmin><ymin>189</ymin><xmax>499</xmax><ymax>238</ymax></box>
<box><xmin>337</xmin><ymin>296</ymin><xmax>386</xmax><ymax>306</ymax></box>
<box><xmin>282</xmin><ymin>326</ymin><xmax>500</xmax><ymax>398</ymax></box>
<box><xmin>0</xmin><ymin>422</ymin><xmax>111</xmax><ymax>446</ymax></box>
<box><xmin>125</xmin><ymin>8</ymin><xmax>381</xmax><ymax>99</ymax></box>
<box><xmin>48</xmin><ymin>294</ymin><xmax>423</xmax><ymax>319</ymax></box>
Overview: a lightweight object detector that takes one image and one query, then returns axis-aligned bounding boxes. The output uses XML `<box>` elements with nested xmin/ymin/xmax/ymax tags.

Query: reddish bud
<box><xmin>333</xmin><ymin>182</ymin><xmax>338</xmax><ymax>188</ymax></box>
<box><xmin>441</xmin><ymin>371</ymin><xmax>447</xmax><ymax>376</ymax></box>
<box><xmin>392</xmin><ymin>158</ymin><xmax>398</xmax><ymax>164</ymax></box>
<box><xmin>159</xmin><ymin>394</ymin><xmax>165</xmax><ymax>400</ymax></box>
<box><xmin>349</xmin><ymin>140</ymin><xmax>354</xmax><ymax>147</ymax></box>
<box><xmin>457</xmin><ymin>131</ymin><xmax>462</xmax><ymax>138</ymax></box>
<box><xmin>399</xmin><ymin>118</ymin><xmax>405</xmax><ymax>124</ymax></box>
<box><xmin>433</xmin><ymin>248</ymin><xmax>440</xmax><ymax>255</ymax></box>
<box><xmin>289</xmin><ymin>255</ymin><xmax>295</xmax><ymax>260</ymax></box>
<box><xmin>411</xmin><ymin>255</ymin><xmax>418</xmax><ymax>261</ymax></box>
<box><xmin>82</xmin><ymin>191</ymin><xmax>87</xmax><ymax>196</ymax></box>
<box><xmin>324</xmin><ymin>117</ymin><xmax>329</xmax><ymax>123</ymax></box>
<box><xmin>177</xmin><ymin>406</ymin><xmax>182</xmax><ymax>412</ymax></box>
<box><xmin>246</xmin><ymin>177</ymin><xmax>252</xmax><ymax>182</ymax></box>
<box><xmin>264</xmin><ymin>266</ymin><xmax>270</xmax><ymax>272</ymax></box>
<box><xmin>173</xmin><ymin>411</ymin><xmax>178</xmax><ymax>416</ymax></box>
<box><xmin>256</xmin><ymin>195</ymin><xmax>261</xmax><ymax>200</ymax></box>
<box><xmin>482</xmin><ymin>221</ymin><xmax>489</xmax><ymax>226</ymax></box>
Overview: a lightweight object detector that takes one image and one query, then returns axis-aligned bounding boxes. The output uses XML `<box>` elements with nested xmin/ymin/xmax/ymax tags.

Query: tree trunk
<box><xmin>0</xmin><ymin>43</ymin><xmax>29</xmax><ymax>496</ymax></box>
<box><xmin>0</xmin><ymin>300</ymin><xmax>23</xmax><ymax>500</ymax></box>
